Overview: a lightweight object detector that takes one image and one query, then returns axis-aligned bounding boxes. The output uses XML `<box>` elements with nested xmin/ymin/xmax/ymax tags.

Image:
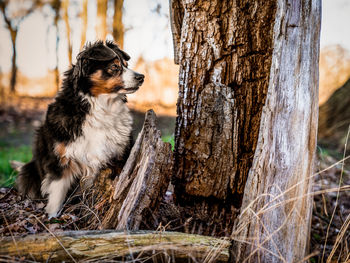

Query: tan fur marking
<box><xmin>114</xmin><ymin>59</ymin><xmax>121</xmax><ymax>66</ymax></box>
<box><xmin>90</xmin><ymin>70</ymin><xmax>124</xmax><ymax>96</ymax></box>
<box><xmin>54</xmin><ymin>143</ymin><xmax>69</xmax><ymax>166</ymax></box>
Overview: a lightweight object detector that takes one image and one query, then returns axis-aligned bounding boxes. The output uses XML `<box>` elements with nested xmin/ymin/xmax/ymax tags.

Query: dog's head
<box><xmin>73</xmin><ymin>41</ymin><xmax>144</xmax><ymax>96</ymax></box>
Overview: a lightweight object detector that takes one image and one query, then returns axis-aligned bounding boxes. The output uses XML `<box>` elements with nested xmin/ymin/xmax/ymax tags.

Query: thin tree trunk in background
<box><xmin>52</xmin><ymin>0</ymin><xmax>61</xmax><ymax>92</ymax></box>
<box><xmin>80</xmin><ymin>0</ymin><xmax>88</xmax><ymax>49</ymax></box>
<box><xmin>170</xmin><ymin>0</ymin><xmax>321</xmax><ymax>261</ymax></box>
<box><xmin>0</xmin><ymin>0</ymin><xmax>38</xmax><ymax>94</ymax></box>
<box><xmin>9</xmin><ymin>30</ymin><xmax>18</xmax><ymax>94</ymax></box>
<box><xmin>96</xmin><ymin>0</ymin><xmax>108</xmax><ymax>41</ymax></box>
<box><xmin>62</xmin><ymin>0</ymin><xmax>72</xmax><ymax>64</ymax></box>
<box><xmin>112</xmin><ymin>0</ymin><xmax>124</xmax><ymax>48</ymax></box>
<box><xmin>0</xmin><ymin>2</ymin><xmax>18</xmax><ymax>94</ymax></box>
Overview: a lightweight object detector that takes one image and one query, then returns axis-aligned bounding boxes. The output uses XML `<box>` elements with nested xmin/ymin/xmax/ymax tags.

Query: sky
<box><xmin>0</xmin><ymin>0</ymin><xmax>349</xmax><ymax>78</ymax></box>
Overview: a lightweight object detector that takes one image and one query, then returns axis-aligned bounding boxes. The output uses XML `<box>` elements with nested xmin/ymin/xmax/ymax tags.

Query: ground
<box><xmin>0</xmin><ymin>97</ymin><xmax>349</xmax><ymax>262</ymax></box>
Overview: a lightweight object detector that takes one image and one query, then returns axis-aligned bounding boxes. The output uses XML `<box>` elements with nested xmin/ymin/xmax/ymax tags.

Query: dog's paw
<box><xmin>45</xmin><ymin>204</ymin><xmax>61</xmax><ymax>219</ymax></box>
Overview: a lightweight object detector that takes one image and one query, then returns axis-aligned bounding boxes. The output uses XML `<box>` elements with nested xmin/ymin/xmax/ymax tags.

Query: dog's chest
<box><xmin>64</xmin><ymin>96</ymin><xmax>132</xmax><ymax>169</ymax></box>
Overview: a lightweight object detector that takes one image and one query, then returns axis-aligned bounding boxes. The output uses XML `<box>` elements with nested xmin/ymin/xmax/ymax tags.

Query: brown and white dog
<box><xmin>16</xmin><ymin>41</ymin><xmax>144</xmax><ymax>218</ymax></box>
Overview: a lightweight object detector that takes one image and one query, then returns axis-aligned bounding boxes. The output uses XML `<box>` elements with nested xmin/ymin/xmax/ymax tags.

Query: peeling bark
<box><xmin>231</xmin><ymin>1</ymin><xmax>321</xmax><ymax>262</ymax></box>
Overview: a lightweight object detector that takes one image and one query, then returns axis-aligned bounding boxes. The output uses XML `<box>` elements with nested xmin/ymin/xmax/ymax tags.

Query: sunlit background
<box><xmin>0</xmin><ymin>0</ymin><xmax>349</xmax><ymax>105</ymax></box>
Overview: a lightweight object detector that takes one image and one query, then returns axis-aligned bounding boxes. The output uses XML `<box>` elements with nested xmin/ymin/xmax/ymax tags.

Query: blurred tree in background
<box><xmin>0</xmin><ymin>0</ymin><xmax>42</xmax><ymax>94</ymax></box>
<box><xmin>112</xmin><ymin>0</ymin><xmax>123</xmax><ymax>48</ymax></box>
<box><xmin>0</xmin><ymin>0</ymin><xmax>128</xmax><ymax>94</ymax></box>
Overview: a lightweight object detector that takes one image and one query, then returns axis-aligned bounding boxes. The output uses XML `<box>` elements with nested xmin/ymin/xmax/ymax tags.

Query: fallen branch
<box><xmin>0</xmin><ymin>230</ymin><xmax>230</xmax><ymax>262</ymax></box>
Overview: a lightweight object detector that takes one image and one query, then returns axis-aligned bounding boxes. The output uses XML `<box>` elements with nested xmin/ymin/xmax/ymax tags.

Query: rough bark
<box><xmin>62</xmin><ymin>0</ymin><xmax>72</xmax><ymax>64</ymax></box>
<box><xmin>169</xmin><ymin>0</ymin><xmax>184</xmax><ymax>65</ymax></box>
<box><xmin>318</xmin><ymin>78</ymin><xmax>350</xmax><ymax>151</ymax></box>
<box><xmin>170</xmin><ymin>0</ymin><xmax>320</xmax><ymax>261</ymax></box>
<box><xmin>101</xmin><ymin>110</ymin><xmax>173</xmax><ymax>230</ymax></box>
<box><xmin>231</xmin><ymin>1</ymin><xmax>321</xmax><ymax>262</ymax></box>
<box><xmin>171</xmin><ymin>0</ymin><xmax>277</xmax><ymax>236</ymax></box>
<box><xmin>96</xmin><ymin>0</ymin><xmax>108</xmax><ymax>41</ymax></box>
<box><xmin>80</xmin><ymin>0</ymin><xmax>88</xmax><ymax>49</ymax></box>
<box><xmin>112</xmin><ymin>0</ymin><xmax>124</xmax><ymax>49</ymax></box>
<box><xmin>0</xmin><ymin>230</ymin><xmax>230</xmax><ymax>262</ymax></box>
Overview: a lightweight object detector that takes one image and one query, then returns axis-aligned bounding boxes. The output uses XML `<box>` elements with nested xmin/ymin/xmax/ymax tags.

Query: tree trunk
<box><xmin>170</xmin><ymin>0</ymin><xmax>321</xmax><ymax>262</ymax></box>
<box><xmin>0</xmin><ymin>230</ymin><xmax>230</xmax><ymax>262</ymax></box>
<box><xmin>96</xmin><ymin>0</ymin><xmax>108</xmax><ymax>41</ymax></box>
<box><xmin>9</xmin><ymin>29</ymin><xmax>17</xmax><ymax>94</ymax></box>
<box><xmin>62</xmin><ymin>0</ymin><xmax>72</xmax><ymax>64</ymax></box>
<box><xmin>171</xmin><ymin>0</ymin><xmax>278</xmax><ymax>236</ymax></box>
<box><xmin>52</xmin><ymin>0</ymin><xmax>61</xmax><ymax>92</ymax></box>
<box><xmin>80</xmin><ymin>0</ymin><xmax>88</xmax><ymax>49</ymax></box>
<box><xmin>318</xmin><ymin>78</ymin><xmax>350</xmax><ymax>152</ymax></box>
<box><xmin>112</xmin><ymin>0</ymin><xmax>124</xmax><ymax>48</ymax></box>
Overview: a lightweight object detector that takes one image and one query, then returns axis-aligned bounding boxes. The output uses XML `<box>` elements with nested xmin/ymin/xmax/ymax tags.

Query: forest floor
<box><xmin>0</xmin><ymin>97</ymin><xmax>349</xmax><ymax>262</ymax></box>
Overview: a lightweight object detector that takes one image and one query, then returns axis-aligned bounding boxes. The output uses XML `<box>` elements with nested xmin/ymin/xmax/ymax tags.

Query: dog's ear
<box><xmin>73</xmin><ymin>44</ymin><xmax>117</xmax><ymax>78</ymax></box>
<box><xmin>85</xmin><ymin>45</ymin><xmax>117</xmax><ymax>61</ymax></box>
<box><xmin>106</xmin><ymin>40</ymin><xmax>131</xmax><ymax>61</ymax></box>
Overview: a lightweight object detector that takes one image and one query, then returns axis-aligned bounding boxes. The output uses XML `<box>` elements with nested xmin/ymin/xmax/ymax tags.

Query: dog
<box><xmin>16</xmin><ymin>41</ymin><xmax>144</xmax><ymax>218</ymax></box>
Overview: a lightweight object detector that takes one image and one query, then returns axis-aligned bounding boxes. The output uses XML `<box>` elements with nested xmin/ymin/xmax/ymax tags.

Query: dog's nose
<box><xmin>135</xmin><ymin>73</ymin><xmax>145</xmax><ymax>83</ymax></box>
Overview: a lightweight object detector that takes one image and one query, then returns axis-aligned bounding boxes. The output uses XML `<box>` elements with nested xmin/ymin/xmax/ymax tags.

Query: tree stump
<box><xmin>100</xmin><ymin>110</ymin><xmax>173</xmax><ymax>230</ymax></box>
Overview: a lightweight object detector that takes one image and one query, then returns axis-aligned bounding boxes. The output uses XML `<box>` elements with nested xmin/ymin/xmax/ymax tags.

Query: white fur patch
<box><xmin>63</xmin><ymin>94</ymin><xmax>132</xmax><ymax>179</ymax></box>
<box><xmin>122</xmin><ymin>68</ymin><xmax>140</xmax><ymax>90</ymax></box>
<box><xmin>42</xmin><ymin>175</ymin><xmax>76</xmax><ymax>218</ymax></box>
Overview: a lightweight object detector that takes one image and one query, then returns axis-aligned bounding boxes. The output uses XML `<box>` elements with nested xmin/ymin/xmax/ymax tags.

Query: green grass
<box><xmin>0</xmin><ymin>136</ymin><xmax>173</xmax><ymax>187</ymax></box>
<box><xmin>162</xmin><ymin>135</ymin><xmax>175</xmax><ymax>151</ymax></box>
<box><xmin>0</xmin><ymin>145</ymin><xmax>32</xmax><ymax>187</ymax></box>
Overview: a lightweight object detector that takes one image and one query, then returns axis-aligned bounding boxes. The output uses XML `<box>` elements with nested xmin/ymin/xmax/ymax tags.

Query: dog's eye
<box><xmin>111</xmin><ymin>64</ymin><xmax>120</xmax><ymax>70</ymax></box>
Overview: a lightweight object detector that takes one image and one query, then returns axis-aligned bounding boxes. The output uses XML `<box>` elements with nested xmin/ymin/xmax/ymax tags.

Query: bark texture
<box><xmin>0</xmin><ymin>230</ymin><xmax>230</xmax><ymax>262</ymax></box>
<box><xmin>171</xmin><ymin>0</ymin><xmax>277</xmax><ymax>235</ymax></box>
<box><xmin>318</xmin><ymin>78</ymin><xmax>350</xmax><ymax>151</ymax></box>
<box><xmin>169</xmin><ymin>0</ymin><xmax>184</xmax><ymax>65</ymax></box>
<box><xmin>231</xmin><ymin>1</ymin><xmax>321</xmax><ymax>262</ymax></box>
<box><xmin>112</xmin><ymin>0</ymin><xmax>124</xmax><ymax>49</ymax></box>
<box><xmin>101</xmin><ymin>110</ymin><xmax>173</xmax><ymax>230</ymax></box>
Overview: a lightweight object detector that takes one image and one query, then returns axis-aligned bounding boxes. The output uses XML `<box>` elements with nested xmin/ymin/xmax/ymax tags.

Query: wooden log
<box><xmin>101</xmin><ymin>110</ymin><xmax>173</xmax><ymax>230</ymax></box>
<box><xmin>0</xmin><ymin>230</ymin><xmax>230</xmax><ymax>262</ymax></box>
